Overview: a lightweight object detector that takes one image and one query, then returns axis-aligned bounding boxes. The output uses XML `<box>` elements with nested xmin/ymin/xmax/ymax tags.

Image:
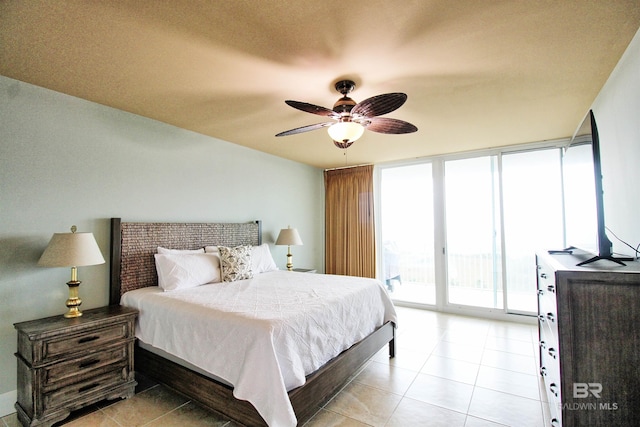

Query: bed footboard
<box><xmin>135</xmin><ymin>321</ymin><xmax>395</xmax><ymax>426</ymax></box>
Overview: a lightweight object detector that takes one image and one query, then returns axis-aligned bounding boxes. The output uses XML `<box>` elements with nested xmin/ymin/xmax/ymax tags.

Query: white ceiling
<box><xmin>2</xmin><ymin>1</ymin><xmax>639</xmax><ymax>169</ymax></box>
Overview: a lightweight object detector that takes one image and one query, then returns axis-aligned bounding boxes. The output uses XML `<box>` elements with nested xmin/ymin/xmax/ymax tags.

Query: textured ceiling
<box><xmin>2</xmin><ymin>1</ymin><xmax>639</xmax><ymax>169</ymax></box>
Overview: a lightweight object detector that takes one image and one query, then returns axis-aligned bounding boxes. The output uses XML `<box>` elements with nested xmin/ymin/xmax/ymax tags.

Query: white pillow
<box><xmin>157</xmin><ymin>246</ymin><xmax>204</xmax><ymax>254</ymax></box>
<box><xmin>154</xmin><ymin>253</ymin><xmax>221</xmax><ymax>291</ymax></box>
<box><xmin>251</xmin><ymin>244</ymin><xmax>278</xmax><ymax>274</ymax></box>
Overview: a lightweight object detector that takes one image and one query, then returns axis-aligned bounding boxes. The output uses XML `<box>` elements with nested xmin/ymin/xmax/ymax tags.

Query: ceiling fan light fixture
<box><xmin>327</xmin><ymin>121</ymin><xmax>364</xmax><ymax>145</ymax></box>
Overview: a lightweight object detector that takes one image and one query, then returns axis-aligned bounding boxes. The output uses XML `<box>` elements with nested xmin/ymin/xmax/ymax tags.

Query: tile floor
<box><xmin>2</xmin><ymin>307</ymin><xmax>549</xmax><ymax>427</ymax></box>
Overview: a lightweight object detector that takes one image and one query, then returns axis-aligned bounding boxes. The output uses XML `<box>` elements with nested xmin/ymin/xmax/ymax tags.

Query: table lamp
<box><xmin>275</xmin><ymin>226</ymin><xmax>303</xmax><ymax>271</ymax></box>
<box><xmin>38</xmin><ymin>225</ymin><xmax>105</xmax><ymax>318</ymax></box>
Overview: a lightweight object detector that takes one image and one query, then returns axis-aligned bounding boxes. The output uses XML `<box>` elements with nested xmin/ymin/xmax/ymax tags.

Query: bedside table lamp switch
<box><xmin>38</xmin><ymin>225</ymin><xmax>105</xmax><ymax>318</ymax></box>
<box><xmin>275</xmin><ymin>226</ymin><xmax>303</xmax><ymax>271</ymax></box>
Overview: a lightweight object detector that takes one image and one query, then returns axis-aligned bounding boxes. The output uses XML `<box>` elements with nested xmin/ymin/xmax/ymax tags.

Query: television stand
<box><xmin>577</xmin><ymin>254</ymin><xmax>634</xmax><ymax>267</ymax></box>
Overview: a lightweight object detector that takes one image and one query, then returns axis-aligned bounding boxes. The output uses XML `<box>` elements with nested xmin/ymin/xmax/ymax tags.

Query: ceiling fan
<box><xmin>275</xmin><ymin>80</ymin><xmax>418</xmax><ymax>149</ymax></box>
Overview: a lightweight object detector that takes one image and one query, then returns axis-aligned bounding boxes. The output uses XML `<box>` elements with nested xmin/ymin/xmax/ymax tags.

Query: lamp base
<box><xmin>286</xmin><ymin>251</ymin><xmax>293</xmax><ymax>271</ymax></box>
<box><xmin>64</xmin><ymin>281</ymin><xmax>83</xmax><ymax>318</ymax></box>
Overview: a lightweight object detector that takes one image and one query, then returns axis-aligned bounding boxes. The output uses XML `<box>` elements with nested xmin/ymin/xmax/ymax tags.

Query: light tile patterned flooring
<box><xmin>2</xmin><ymin>307</ymin><xmax>549</xmax><ymax>427</ymax></box>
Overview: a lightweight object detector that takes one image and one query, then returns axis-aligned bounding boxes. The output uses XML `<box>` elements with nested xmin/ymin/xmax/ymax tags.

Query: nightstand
<box><xmin>292</xmin><ymin>268</ymin><xmax>316</xmax><ymax>273</ymax></box>
<box><xmin>14</xmin><ymin>305</ymin><xmax>138</xmax><ymax>427</ymax></box>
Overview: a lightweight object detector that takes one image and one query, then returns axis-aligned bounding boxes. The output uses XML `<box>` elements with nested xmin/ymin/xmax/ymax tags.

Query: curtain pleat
<box><xmin>324</xmin><ymin>165</ymin><xmax>376</xmax><ymax>278</ymax></box>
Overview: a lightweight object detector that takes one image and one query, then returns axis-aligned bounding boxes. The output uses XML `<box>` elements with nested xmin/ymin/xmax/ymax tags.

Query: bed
<box><xmin>109</xmin><ymin>218</ymin><xmax>396</xmax><ymax>426</ymax></box>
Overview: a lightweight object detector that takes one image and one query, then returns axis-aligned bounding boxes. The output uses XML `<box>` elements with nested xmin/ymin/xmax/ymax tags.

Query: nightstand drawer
<box><xmin>44</xmin><ymin>367</ymin><xmax>130</xmax><ymax>410</ymax></box>
<box><xmin>45</xmin><ymin>343</ymin><xmax>130</xmax><ymax>387</ymax></box>
<box><xmin>41</xmin><ymin>323</ymin><xmax>130</xmax><ymax>363</ymax></box>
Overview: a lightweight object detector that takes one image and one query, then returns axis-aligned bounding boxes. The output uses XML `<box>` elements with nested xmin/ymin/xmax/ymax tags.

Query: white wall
<box><xmin>592</xmin><ymin>27</ymin><xmax>640</xmax><ymax>256</ymax></box>
<box><xmin>0</xmin><ymin>76</ymin><xmax>324</xmax><ymax>414</ymax></box>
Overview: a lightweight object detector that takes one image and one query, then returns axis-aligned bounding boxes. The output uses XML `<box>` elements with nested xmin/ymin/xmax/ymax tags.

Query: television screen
<box><xmin>566</xmin><ymin>110</ymin><xmax>632</xmax><ymax>266</ymax></box>
<box><xmin>563</xmin><ymin>142</ymin><xmax>597</xmax><ymax>254</ymax></box>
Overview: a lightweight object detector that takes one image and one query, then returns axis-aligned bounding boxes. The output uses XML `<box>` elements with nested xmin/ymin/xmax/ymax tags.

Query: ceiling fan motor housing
<box><xmin>333</xmin><ymin>96</ymin><xmax>356</xmax><ymax>115</ymax></box>
<box><xmin>332</xmin><ymin>80</ymin><xmax>357</xmax><ymax>116</ymax></box>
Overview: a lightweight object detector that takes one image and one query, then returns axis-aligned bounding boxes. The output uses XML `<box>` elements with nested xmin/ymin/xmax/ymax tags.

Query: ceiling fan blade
<box><xmin>351</xmin><ymin>93</ymin><xmax>407</xmax><ymax>118</ymax></box>
<box><xmin>275</xmin><ymin>121</ymin><xmax>334</xmax><ymax>137</ymax></box>
<box><xmin>285</xmin><ymin>100</ymin><xmax>339</xmax><ymax>118</ymax></box>
<box><xmin>364</xmin><ymin>117</ymin><xmax>418</xmax><ymax>134</ymax></box>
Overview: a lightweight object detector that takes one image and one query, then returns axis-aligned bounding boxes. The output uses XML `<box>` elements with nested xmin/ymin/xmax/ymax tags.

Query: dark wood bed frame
<box><xmin>108</xmin><ymin>217</ymin><xmax>395</xmax><ymax>426</ymax></box>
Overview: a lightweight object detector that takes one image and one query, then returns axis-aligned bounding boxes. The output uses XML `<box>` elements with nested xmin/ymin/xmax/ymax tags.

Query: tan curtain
<box><xmin>324</xmin><ymin>165</ymin><xmax>376</xmax><ymax>278</ymax></box>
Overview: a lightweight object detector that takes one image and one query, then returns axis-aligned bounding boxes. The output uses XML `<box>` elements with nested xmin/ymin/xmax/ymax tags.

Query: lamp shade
<box><xmin>327</xmin><ymin>122</ymin><xmax>364</xmax><ymax>144</ymax></box>
<box><xmin>275</xmin><ymin>228</ymin><xmax>303</xmax><ymax>246</ymax></box>
<box><xmin>38</xmin><ymin>231</ymin><xmax>105</xmax><ymax>267</ymax></box>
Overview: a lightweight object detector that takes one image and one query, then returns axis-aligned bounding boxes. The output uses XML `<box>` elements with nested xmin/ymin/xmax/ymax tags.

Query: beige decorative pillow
<box><xmin>218</xmin><ymin>245</ymin><xmax>253</xmax><ymax>282</ymax></box>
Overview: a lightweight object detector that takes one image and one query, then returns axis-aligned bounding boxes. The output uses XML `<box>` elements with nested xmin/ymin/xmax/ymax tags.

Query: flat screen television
<box><xmin>566</xmin><ymin>110</ymin><xmax>633</xmax><ymax>266</ymax></box>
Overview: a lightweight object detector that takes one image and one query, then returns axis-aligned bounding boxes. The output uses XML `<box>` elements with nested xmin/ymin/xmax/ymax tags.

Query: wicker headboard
<box><xmin>109</xmin><ymin>218</ymin><xmax>262</xmax><ymax>305</ymax></box>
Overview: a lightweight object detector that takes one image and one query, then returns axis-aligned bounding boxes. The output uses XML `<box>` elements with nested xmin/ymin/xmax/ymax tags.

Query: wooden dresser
<box><xmin>536</xmin><ymin>250</ymin><xmax>640</xmax><ymax>427</ymax></box>
<box><xmin>14</xmin><ymin>305</ymin><xmax>138</xmax><ymax>427</ymax></box>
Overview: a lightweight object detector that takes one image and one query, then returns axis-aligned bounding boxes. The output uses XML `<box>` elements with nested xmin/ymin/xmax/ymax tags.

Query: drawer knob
<box><xmin>540</xmin><ymin>273</ymin><xmax>547</xmax><ymax>279</ymax></box>
<box><xmin>547</xmin><ymin>285</ymin><xmax>555</xmax><ymax>293</ymax></box>
<box><xmin>540</xmin><ymin>366</ymin><xmax>547</xmax><ymax>377</ymax></box>
<box><xmin>540</xmin><ymin>340</ymin><xmax>547</xmax><ymax>349</ymax></box>
<box><xmin>537</xmin><ymin>289</ymin><xmax>544</xmax><ymax>296</ymax></box>
<box><xmin>79</xmin><ymin>359</ymin><xmax>100</xmax><ymax>369</ymax></box>
<box><xmin>538</xmin><ymin>315</ymin><xmax>546</xmax><ymax>323</ymax></box>
<box><xmin>548</xmin><ymin>348</ymin><xmax>557</xmax><ymax>359</ymax></box>
<box><xmin>546</xmin><ymin>313</ymin><xmax>555</xmax><ymax>322</ymax></box>
<box><xmin>551</xmin><ymin>418</ymin><xmax>560</xmax><ymax>426</ymax></box>
<box><xmin>78</xmin><ymin>335</ymin><xmax>100</xmax><ymax>344</ymax></box>
<box><xmin>78</xmin><ymin>383</ymin><xmax>100</xmax><ymax>393</ymax></box>
<box><xmin>549</xmin><ymin>382</ymin><xmax>559</xmax><ymax>397</ymax></box>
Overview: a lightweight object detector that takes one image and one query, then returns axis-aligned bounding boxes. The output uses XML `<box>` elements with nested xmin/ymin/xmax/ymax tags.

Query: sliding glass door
<box><xmin>377</xmin><ymin>145</ymin><xmax>569</xmax><ymax>316</ymax></box>
<box><xmin>444</xmin><ymin>156</ymin><xmax>503</xmax><ymax>309</ymax></box>
<box><xmin>501</xmin><ymin>149</ymin><xmax>564</xmax><ymax>312</ymax></box>
<box><xmin>378</xmin><ymin>164</ymin><xmax>436</xmax><ymax>305</ymax></box>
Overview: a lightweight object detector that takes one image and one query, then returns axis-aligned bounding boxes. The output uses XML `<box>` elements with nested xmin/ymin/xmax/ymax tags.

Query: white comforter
<box><xmin>121</xmin><ymin>270</ymin><xmax>396</xmax><ymax>427</ymax></box>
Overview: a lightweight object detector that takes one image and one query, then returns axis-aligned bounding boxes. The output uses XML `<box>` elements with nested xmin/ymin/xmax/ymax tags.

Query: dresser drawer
<box><xmin>538</xmin><ymin>299</ymin><xmax>558</xmax><ymax>338</ymax></box>
<box><xmin>44</xmin><ymin>367</ymin><xmax>130</xmax><ymax>410</ymax></box>
<box><xmin>543</xmin><ymin>378</ymin><xmax>562</xmax><ymax>419</ymax></box>
<box><xmin>40</xmin><ymin>323</ymin><xmax>130</xmax><ymax>363</ymax></box>
<box><xmin>540</xmin><ymin>341</ymin><xmax>560</xmax><ymax>387</ymax></box>
<box><xmin>548</xmin><ymin>391</ymin><xmax>562</xmax><ymax>427</ymax></box>
<box><xmin>44</xmin><ymin>343</ymin><xmax>130</xmax><ymax>388</ymax></box>
<box><xmin>539</xmin><ymin>323</ymin><xmax>560</xmax><ymax>377</ymax></box>
<box><xmin>537</xmin><ymin>262</ymin><xmax>555</xmax><ymax>287</ymax></box>
<box><xmin>537</xmin><ymin>269</ymin><xmax>558</xmax><ymax>341</ymax></box>
<box><xmin>537</xmin><ymin>276</ymin><xmax>557</xmax><ymax>305</ymax></box>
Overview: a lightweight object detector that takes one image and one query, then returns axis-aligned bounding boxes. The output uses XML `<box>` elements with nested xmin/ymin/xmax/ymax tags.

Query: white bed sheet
<box><xmin>121</xmin><ymin>270</ymin><xmax>396</xmax><ymax>427</ymax></box>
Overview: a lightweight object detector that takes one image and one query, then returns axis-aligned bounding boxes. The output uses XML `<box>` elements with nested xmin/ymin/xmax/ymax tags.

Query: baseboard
<box><xmin>0</xmin><ymin>389</ymin><xmax>16</xmax><ymax>417</ymax></box>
